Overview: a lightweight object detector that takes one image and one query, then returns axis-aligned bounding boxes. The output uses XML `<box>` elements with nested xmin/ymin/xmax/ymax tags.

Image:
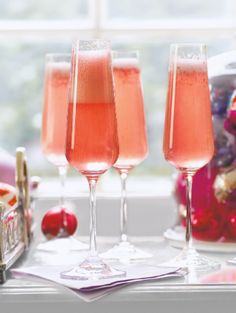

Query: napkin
<box><xmin>12</xmin><ymin>264</ymin><xmax>185</xmax><ymax>302</ymax></box>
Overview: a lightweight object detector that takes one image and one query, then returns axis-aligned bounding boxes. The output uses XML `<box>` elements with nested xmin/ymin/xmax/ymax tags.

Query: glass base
<box><xmin>100</xmin><ymin>241</ymin><xmax>152</xmax><ymax>261</ymax></box>
<box><xmin>227</xmin><ymin>258</ymin><xmax>236</xmax><ymax>265</ymax></box>
<box><xmin>60</xmin><ymin>256</ymin><xmax>126</xmax><ymax>280</ymax></box>
<box><xmin>37</xmin><ymin>236</ymin><xmax>88</xmax><ymax>253</ymax></box>
<box><xmin>164</xmin><ymin>247</ymin><xmax>221</xmax><ymax>271</ymax></box>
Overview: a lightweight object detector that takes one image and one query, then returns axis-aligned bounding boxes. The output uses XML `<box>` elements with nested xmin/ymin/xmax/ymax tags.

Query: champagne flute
<box><xmin>101</xmin><ymin>51</ymin><xmax>151</xmax><ymax>261</ymax></box>
<box><xmin>61</xmin><ymin>40</ymin><xmax>125</xmax><ymax>280</ymax></box>
<box><xmin>41</xmin><ymin>53</ymin><xmax>88</xmax><ymax>251</ymax></box>
<box><xmin>163</xmin><ymin>43</ymin><xmax>220</xmax><ymax>270</ymax></box>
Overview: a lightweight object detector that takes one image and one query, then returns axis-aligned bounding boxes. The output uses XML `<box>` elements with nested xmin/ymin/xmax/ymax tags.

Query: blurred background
<box><xmin>0</xmin><ymin>0</ymin><xmax>236</xmax><ymax>193</ymax></box>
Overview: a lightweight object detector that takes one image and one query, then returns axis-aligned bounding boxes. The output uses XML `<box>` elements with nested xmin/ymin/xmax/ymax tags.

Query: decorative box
<box><xmin>0</xmin><ymin>147</ymin><xmax>33</xmax><ymax>283</ymax></box>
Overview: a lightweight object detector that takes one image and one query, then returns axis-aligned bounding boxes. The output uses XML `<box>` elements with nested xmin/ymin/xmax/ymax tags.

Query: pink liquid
<box><xmin>66</xmin><ymin>102</ymin><xmax>118</xmax><ymax>178</ymax></box>
<box><xmin>163</xmin><ymin>60</ymin><xmax>214</xmax><ymax>172</ymax></box>
<box><xmin>113</xmin><ymin>58</ymin><xmax>148</xmax><ymax>172</ymax></box>
<box><xmin>66</xmin><ymin>50</ymin><xmax>118</xmax><ymax>179</ymax></box>
<box><xmin>41</xmin><ymin>62</ymin><xmax>70</xmax><ymax>166</ymax></box>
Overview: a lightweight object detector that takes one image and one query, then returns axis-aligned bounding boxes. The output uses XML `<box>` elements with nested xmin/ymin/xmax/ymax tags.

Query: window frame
<box><xmin>0</xmin><ymin>0</ymin><xmax>236</xmax><ymax>38</ymax></box>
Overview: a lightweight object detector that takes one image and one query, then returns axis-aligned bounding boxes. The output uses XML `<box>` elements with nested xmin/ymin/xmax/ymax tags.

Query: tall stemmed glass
<box><xmin>61</xmin><ymin>40</ymin><xmax>125</xmax><ymax>280</ymax></box>
<box><xmin>41</xmin><ymin>53</ymin><xmax>87</xmax><ymax>251</ymax></box>
<box><xmin>163</xmin><ymin>43</ymin><xmax>220</xmax><ymax>270</ymax></box>
<box><xmin>101</xmin><ymin>51</ymin><xmax>151</xmax><ymax>261</ymax></box>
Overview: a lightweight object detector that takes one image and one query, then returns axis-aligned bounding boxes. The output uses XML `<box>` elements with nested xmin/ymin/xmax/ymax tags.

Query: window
<box><xmin>105</xmin><ymin>0</ymin><xmax>236</xmax><ymax>20</ymax></box>
<box><xmin>0</xmin><ymin>0</ymin><xmax>236</xmax><ymax>192</ymax></box>
<box><xmin>0</xmin><ymin>0</ymin><xmax>88</xmax><ymax>20</ymax></box>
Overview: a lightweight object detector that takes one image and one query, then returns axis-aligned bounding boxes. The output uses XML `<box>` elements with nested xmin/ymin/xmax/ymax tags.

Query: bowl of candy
<box><xmin>173</xmin><ymin>50</ymin><xmax>236</xmax><ymax>244</ymax></box>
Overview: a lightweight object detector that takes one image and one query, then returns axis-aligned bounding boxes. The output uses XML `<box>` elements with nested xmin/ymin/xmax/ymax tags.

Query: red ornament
<box><xmin>41</xmin><ymin>206</ymin><xmax>78</xmax><ymax>239</ymax></box>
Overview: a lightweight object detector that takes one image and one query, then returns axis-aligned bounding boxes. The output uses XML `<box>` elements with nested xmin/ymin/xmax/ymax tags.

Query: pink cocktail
<box><xmin>63</xmin><ymin>40</ymin><xmax>125</xmax><ymax>280</ymax></box>
<box><xmin>113</xmin><ymin>57</ymin><xmax>148</xmax><ymax>171</ymax></box>
<box><xmin>164</xmin><ymin>60</ymin><xmax>214</xmax><ymax>171</ymax></box>
<box><xmin>41</xmin><ymin>55</ymin><xmax>70</xmax><ymax>167</ymax></box>
<box><xmin>40</xmin><ymin>54</ymin><xmax>85</xmax><ymax>247</ymax></box>
<box><xmin>163</xmin><ymin>44</ymin><xmax>219</xmax><ymax>271</ymax></box>
<box><xmin>66</xmin><ymin>50</ymin><xmax>118</xmax><ymax>178</ymax></box>
<box><xmin>101</xmin><ymin>51</ymin><xmax>150</xmax><ymax>261</ymax></box>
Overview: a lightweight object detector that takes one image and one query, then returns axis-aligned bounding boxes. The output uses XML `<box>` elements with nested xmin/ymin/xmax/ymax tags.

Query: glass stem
<box><xmin>59</xmin><ymin>166</ymin><xmax>67</xmax><ymax>207</ymax></box>
<box><xmin>58</xmin><ymin>166</ymin><xmax>67</xmax><ymax>235</ymax></box>
<box><xmin>88</xmin><ymin>179</ymin><xmax>98</xmax><ymax>257</ymax></box>
<box><xmin>185</xmin><ymin>174</ymin><xmax>193</xmax><ymax>250</ymax></box>
<box><xmin>120</xmin><ymin>172</ymin><xmax>128</xmax><ymax>243</ymax></box>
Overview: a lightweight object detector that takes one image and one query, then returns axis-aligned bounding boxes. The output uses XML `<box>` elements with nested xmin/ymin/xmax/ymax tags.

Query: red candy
<box><xmin>41</xmin><ymin>207</ymin><xmax>78</xmax><ymax>239</ymax></box>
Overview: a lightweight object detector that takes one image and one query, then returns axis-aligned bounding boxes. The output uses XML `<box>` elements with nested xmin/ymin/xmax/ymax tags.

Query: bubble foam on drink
<box><xmin>46</xmin><ymin>62</ymin><xmax>70</xmax><ymax>73</ymax></box>
<box><xmin>113</xmin><ymin>58</ymin><xmax>140</xmax><ymax>70</ymax></box>
<box><xmin>174</xmin><ymin>58</ymin><xmax>207</xmax><ymax>72</ymax></box>
<box><xmin>72</xmin><ymin>50</ymin><xmax>114</xmax><ymax>104</ymax></box>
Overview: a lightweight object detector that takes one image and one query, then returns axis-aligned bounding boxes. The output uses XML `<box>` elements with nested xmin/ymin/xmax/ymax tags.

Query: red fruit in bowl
<box><xmin>228</xmin><ymin>110</ymin><xmax>236</xmax><ymax>125</ymax></box>
<box><xmin>41</xmin><ymin>207</ymin><xmax>78</xmax><ymax>239</ymax></box>
<box><xmin>175</xmin><ymin>165</ymin><xmax>219</xmax><ymax>212</ymax></box>
<box><xmin>175</xmin><ymin>165</ymin><xmax>225</xmax><ymax>241</ymax></box>
<box><xmin>192</xmin><ymin>210</ymin><xmax>224</xmax><ymax>241</ymax></box>
<box><xmin>223</xmin><ymin>211</ymin><xmax>236</xmax><ymax>241</ymax></box>
<box><xmin>178</xmin><ymin>204</ymin><xmax>187</xmax><ymax>227</ymax></box>
<box><xmin>192</xmin><ymin>166</ymin><xmax>219</xmax><ymax>210</ymax></box>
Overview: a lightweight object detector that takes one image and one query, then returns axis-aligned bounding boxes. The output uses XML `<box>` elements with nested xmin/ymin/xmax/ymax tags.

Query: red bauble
<box><xmin>41</xmin><ymin>207</ymin><xmax>78</xmax><ymax>239</ymax></box>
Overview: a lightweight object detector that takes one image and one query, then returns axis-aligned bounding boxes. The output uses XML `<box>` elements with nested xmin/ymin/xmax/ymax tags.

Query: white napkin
<box><xmin>12</xmin><ymin>264</ymin><xmax>184</xmax><ymax>302</ymax></box>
